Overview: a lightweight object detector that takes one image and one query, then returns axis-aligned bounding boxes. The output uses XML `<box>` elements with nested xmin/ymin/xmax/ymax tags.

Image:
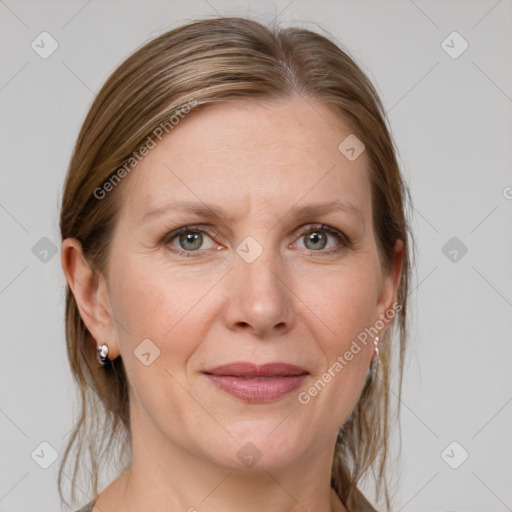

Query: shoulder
<box><xmin>343</xmin><ymin>487</ymin><xmax>379</xmax><ymax>512</ymax></box>
<box><xmin>73</xmin><ymin>500</ymin><xmax>95</xmax><ymax>512</ymax></box>
<box><xmin>359</xmin><ymin>503</ymin><xmax>378</xmax><ymax>512</ymax></box>
<box><xmin>356</xmin><ymin>491</ymin><xmax>379</xmax><ymax>512</ymax></box>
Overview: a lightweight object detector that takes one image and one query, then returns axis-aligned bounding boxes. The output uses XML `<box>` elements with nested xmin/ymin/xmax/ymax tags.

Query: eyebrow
<box><xmin>140</xmin><ymin>199</ymin><xmax>364</xmax><ymax>226</ymax></box>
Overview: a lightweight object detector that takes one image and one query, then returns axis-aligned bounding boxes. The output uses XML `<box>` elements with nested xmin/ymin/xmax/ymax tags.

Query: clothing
<box><xmin>74</xmin><ymin>502</ymin><xmax>94</xmax><ymax>512</ymax></box>
<box><xmin>358</xmin><ymin>492</ymin><xmax>379</xmax><ymax>512</ymax></box>
<box><xmin>73</xmin><ymin>494</ymin><xmax>378</xmax><ymax>512</ymax></box>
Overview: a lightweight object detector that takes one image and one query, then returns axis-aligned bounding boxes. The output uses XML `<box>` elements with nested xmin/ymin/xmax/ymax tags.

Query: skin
<box><xmin>62</xmin><ymin>95</ymin><xmax>403</xmax><ymax>512</ymax></box>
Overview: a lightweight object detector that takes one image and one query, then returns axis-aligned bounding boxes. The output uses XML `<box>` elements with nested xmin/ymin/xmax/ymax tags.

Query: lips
<box><xmin>202</xmin><ymin>362</ymin><xmax>309</xmax><ymax>402</ymax></box>
<box><xmin>202</xmin><ymin>362</ymin><xmax>308</xmax><ymax>378</ymax></box>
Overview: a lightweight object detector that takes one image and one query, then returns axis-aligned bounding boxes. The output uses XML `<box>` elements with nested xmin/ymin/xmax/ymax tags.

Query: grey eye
<box><xmin>303</xmin><ymin>231</ymin><xmax>328</xmax><ymax>250</ymax></box>
<box><xmin>178</xmin><ymin>232</ymin><xmax>203</xmax><ymax>251</ymax></box>
<box><xmin>169</xmin><ymin>230</ymin><xmax>215</xmax><ymax>252</ymax></box>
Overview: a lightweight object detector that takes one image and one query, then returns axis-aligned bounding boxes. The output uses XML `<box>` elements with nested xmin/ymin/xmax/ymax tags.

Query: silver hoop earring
<box><xmin>96</xmin><ymin>344</ymin><xmax>109</xmax><ymax>366</ymax></box>
<box><xmin>367</xmin><ymin>336</ymin><xmax>380</xmax><ymax>382</ymax></box>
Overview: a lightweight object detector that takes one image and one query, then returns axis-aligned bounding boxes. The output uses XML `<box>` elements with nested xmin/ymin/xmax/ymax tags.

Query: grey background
<box><xmin>1</xmin><ymin>0</ymin><xmax>511</xmax><ymax>510</ymax></box>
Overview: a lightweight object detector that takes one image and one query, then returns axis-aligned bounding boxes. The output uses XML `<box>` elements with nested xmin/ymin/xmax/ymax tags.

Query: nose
<box><xmin>221</xmin><ymin>245</ymin><xmax>295</xmax><ymax>339</ymax></box>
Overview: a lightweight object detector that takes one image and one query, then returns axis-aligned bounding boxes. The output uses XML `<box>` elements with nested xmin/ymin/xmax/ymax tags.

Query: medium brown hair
<box><xmin>59</xmin><ymin>16</ymin><xmax>412</xmax><ymax>511</ymax></box>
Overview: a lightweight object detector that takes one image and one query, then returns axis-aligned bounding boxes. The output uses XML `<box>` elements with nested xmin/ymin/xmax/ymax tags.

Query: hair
<box><xmin>59</xmin><ymin>16</ymin><xmax>413</xmax><ymax>511</ymax></box>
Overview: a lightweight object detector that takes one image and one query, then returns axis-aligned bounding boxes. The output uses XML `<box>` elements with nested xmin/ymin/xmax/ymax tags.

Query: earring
<box><xmin>96</xmin><ymin>343</ymin><xmax>109</xmax><ymax>366</ymax></box>
<box><xmin>367</xmin><ymin>336</ymin><xmax>380</xmax><ymax>382</ymax></box>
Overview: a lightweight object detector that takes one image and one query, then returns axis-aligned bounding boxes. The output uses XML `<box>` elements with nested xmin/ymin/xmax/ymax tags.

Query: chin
<box><xmin>206</xmin><ymin>426</ymin><xmax>307</xmax><ymax>473</ymax></box>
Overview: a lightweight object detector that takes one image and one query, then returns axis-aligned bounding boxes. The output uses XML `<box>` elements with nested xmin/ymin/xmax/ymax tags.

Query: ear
<box><xmin>375</xmin><ymin>239</ymin><xmax>404</xmax><ymax>337</ymax></box>
<box><xmin>61</xmin><ymin>238</ymin><xmax>120</xmax><ymax>359</ymax></box>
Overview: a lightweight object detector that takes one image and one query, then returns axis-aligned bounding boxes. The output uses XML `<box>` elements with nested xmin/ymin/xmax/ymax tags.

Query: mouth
<box><xmin>202</xmin><ymin>362</ymin><xmax>309</xmax><ymax>402</ymax></box>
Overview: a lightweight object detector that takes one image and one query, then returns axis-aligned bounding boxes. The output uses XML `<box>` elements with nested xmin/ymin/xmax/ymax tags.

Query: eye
<box><xmin>163</xmin><ymin>226</ymin><xmax>218</xmax><ymax>256</ymax></box>
<box><xmin>162</xmin><ymin>223</ymin><xmax>351</xmax><ymax>258</ymax></box>
<box><xmin>293</xmin><ymin>224</ymin><xmax>350</xmax><ymax>255</ymax></box>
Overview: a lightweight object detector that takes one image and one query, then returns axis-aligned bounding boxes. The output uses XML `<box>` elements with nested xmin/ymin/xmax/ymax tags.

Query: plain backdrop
<box><xmin>1</xmin><ymin>1</ymin><xmax>511</xmax><ymax>511</ymax></box>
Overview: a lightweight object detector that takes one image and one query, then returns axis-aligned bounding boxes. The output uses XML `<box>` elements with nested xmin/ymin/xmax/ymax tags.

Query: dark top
<box><xmin>74</xmin><ymin>492</ymin><xmax>378</xmax><ymax>512</ymax></box>
<box><xmin>74</xmin><ymin>503</ymin><xmax>94</xmax><ymax>512</ymax></box>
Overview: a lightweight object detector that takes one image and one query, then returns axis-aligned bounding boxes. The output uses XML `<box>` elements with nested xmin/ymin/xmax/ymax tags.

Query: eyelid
<box><xmin>162</xmin><ymin>224</ymin><xmax>217</xmax><ymax>241</ymax></box>
<box><xmin>293</xmin><ymin>223</ymin><xmax>352</xmax><ymax>253</ymax></box>
<box><xmin>162</xmin><ymin>224</ymin><xmax>220</xmax><ymax>249</ymax></box>
<box><xmin>162</xmin><ymin>223</ymin><xmax>351</xmax><ymax>256</ymax></box>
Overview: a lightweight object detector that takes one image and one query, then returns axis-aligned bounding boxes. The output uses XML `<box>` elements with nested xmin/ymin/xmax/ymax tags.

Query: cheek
<box><xmin>108</xmin><ymin>256</ymin><xmax>218</xmax><ymax>366</ymax></box>
<box><xmin>302</xmin><ymin>265</ymin><xmax>379</xmax><ymax>348</ymax></box>
<box><xmin>297</xmin><ymin>265</ymin><xmax>378</xmax><ymax>399</ymax></box>
<box><xmin>300</xmin><ymin>295</ymin><xmax>375</xmax><ymax>423</ymax></box>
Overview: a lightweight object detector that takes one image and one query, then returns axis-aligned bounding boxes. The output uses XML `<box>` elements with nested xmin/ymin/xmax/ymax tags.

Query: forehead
<box><xmin>119</xmin><ymin>96</ymin><xmax>372</xmax><ymax>224</ymax></box>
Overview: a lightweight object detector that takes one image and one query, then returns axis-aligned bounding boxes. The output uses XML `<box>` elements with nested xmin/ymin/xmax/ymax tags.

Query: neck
<box><xmin>94</xmin><ymin>409</ymin><xmax>347</xmax><ymax>512</ymax></box>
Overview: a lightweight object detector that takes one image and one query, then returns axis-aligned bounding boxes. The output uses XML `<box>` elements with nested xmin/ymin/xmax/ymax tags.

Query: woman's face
<box><xmin>92</xmin><ymin>96</ymin><xmax>401</xmax><ymax>473</ymax></box>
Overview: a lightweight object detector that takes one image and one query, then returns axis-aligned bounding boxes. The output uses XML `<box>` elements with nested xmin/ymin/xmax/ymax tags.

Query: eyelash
<box><xmin>161</xmin><ymin>224</ymin><xmax>352</xmax><ymax>258</ymax></box>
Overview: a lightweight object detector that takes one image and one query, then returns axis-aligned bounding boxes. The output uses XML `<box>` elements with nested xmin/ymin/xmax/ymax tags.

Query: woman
<box><xmin>59</xmin><ymin>16</ymin><xmax>411</xmax><ymax>512</ymax></box>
